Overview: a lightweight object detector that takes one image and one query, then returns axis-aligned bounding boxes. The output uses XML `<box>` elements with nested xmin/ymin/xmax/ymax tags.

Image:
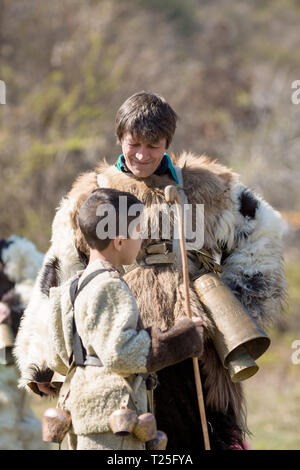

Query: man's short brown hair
<box><xmin>115</xmin><ymin>91</ymin><xmax>178</xmax><ymax>148</ymax></box>
<box><xmin>78</xmin><ymin>188</ymin><xmax>143</xmax><ymax>252</ymax></box>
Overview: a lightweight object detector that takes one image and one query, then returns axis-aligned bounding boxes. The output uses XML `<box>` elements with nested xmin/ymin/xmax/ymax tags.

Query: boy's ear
<box><xmin>113</xmin><ymin>236</ymin><xmax>123</xmax><ymax>252</ymax></box>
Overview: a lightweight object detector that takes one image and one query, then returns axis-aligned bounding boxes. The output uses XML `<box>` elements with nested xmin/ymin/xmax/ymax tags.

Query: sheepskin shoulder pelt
<box><xmin>14</xmin><ymin>197</ymin><xmax>84</xmax><ymax>390</ymax></box>
<box><xmin>177</xmin><ymin>152</ymin><xmax>287</xmax><ymax>328</ymax></box>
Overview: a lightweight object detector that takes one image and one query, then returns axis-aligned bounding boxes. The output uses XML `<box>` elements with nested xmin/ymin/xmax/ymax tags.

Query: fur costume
<box><xmin>14</xmin><ymin>153</ymin><xmax>286</xmax><ymax>450</ymax></box>
<box><xmin>0</xmin><ymin>235</ymin><xmax>48</xmax><ymax>450</ymax></box>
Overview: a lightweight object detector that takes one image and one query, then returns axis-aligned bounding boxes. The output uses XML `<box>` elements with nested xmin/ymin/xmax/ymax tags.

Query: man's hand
<box><xmin>191</xmin><ymin>316</ymin><xmax>204</xmax><ymax>332</ymax></box>
<box><xmin>191</xmin><ymin>316</ymin><xmax>203</xmax><ymax>327</ymax></box>
<box><xmin>191</xmin><ymin>317</ymin><xmax>204</xmax><ymax>358</ymax></box>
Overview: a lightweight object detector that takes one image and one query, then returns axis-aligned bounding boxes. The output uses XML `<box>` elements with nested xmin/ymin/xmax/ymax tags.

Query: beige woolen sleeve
<box><xmin>84</xmin><ymin>278</ymin><xmax>151</xmax><ymax>377</ymax></box>
<box><xmin>14</xmin><ymin>196</ymin><xmax>81</xmax><ymax>391</ymax></box>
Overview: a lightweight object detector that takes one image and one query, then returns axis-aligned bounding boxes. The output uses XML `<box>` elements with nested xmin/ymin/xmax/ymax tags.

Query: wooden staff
<box><xmin>165</xmin><ymin>185</ymin><xmax>211</xmax><ymax>451</ymax></box>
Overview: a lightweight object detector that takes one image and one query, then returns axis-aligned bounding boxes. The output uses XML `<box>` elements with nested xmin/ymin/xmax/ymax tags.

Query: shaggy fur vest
<box><xmin>15</xmin><ymin>152</ymin><xmax>286</xmax><ymax>450</ymax></box>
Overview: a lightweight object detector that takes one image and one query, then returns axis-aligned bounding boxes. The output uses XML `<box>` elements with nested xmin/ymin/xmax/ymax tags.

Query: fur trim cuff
<box><xmin>146</xmin><ymin>317</ymin><xmax>203</xmax><ymax>373</ymax></box>
<box><xmin>23</xmin><ymin>364</ymin><xmax>54</xmax><ymax>396</ymax></box>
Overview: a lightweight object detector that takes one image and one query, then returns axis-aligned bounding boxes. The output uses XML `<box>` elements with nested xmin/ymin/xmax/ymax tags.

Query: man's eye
<box><xmin>129</xmin><ymin>143</ymin><xmax>139</xmax><ymax>147</ymax></box>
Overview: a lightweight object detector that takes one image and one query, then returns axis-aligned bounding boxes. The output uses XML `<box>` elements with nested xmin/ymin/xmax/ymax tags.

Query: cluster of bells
<box><xmin>109</xmin><ymin>407</ymin><xmax>167</xmax><ymax>450</ymax></box>
<box><xmin>42</xmin><ymin>407</ymin><xmax>167</xmax><ymax>450</ymax></box>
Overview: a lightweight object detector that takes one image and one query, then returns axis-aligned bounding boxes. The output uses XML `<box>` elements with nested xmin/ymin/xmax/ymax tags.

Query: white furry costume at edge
<box><xmin>0</xmin><ymin>235</ymin><xmax>49</xmax><ymax>450</ymax></box>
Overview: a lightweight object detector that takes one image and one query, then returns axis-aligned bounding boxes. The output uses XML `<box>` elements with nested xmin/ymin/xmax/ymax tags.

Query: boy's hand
<box><xmin>36</xmin><ymin>382</ymin><xmax>58</xmax><ymax>397</ymax></box>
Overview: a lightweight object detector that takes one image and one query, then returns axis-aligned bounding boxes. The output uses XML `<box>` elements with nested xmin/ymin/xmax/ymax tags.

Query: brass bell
<box><xmin>109</xmin><ymin>407</ymin><xmax>138</xmax><ymax>436</ymax></box>
<box><xmin>42</xmin><ymin>407</ymin><xmax>72</xmax><ymax>443</ymax></box>
<box><xmin>146</xmin><ymin>430</ymin><xmax>168</xmax><ymax>450</ymax></box>
<box><xmin>193</xmin><ymin>272</ymin><xmax>270</xmax><ymax>382</ymax></box>
<box><xmin>227</xmin><ymin>344</ymin><xmax>258</xmax><ymax>382</ymax></box>
<box><xmin>133</xmin><ymin>412</ymin><xmax>157</xmax><ymax>442</ymax></box>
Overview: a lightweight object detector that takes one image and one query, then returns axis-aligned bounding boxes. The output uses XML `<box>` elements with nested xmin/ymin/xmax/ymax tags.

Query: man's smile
<box><xmin>132</xmin><ymin>159</ymin><xmax>153</xmax><ymax>165</ymax></box>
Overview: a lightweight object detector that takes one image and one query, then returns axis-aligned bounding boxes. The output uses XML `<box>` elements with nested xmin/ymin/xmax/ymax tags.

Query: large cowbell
<box><xmin>193</xmin><ymin>273</ymin><xmax>270</xmax><ymax>382</ymax></box>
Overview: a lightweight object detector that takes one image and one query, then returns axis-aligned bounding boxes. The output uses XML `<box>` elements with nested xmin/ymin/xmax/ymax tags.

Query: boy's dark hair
<box><xmin>78</xmin><ymin>188</ymin><xmax>143</xmax><ymax>251</ymax></box>
<box><xmin>115</xmin><ymin>91</ymin><xmax>178</xmax><ymax>148</ymax></box>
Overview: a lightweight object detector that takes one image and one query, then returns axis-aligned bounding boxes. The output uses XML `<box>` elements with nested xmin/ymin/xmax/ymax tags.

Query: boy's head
<box><xmin>115</xmin><ymin>92</ymin><xmax>178</xmax><ymax>178</ymax></box>
<box><xmin>78</xmin><ymin>188</ymin><xmax>143</xmax><ymax>265</ymax></box>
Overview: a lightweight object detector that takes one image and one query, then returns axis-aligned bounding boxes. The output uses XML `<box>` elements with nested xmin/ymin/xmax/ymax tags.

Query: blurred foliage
<box><xmin>0</xmin><ymin>0</ymin><xmax>300</xmax><ymax>251</ymax></box>
<box><xmin>132</xmin><ymin>0</ymin><xmax>198</xmax><ymax>35</ymax></box>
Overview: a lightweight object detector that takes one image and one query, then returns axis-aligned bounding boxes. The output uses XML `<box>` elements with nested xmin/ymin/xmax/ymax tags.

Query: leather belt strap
<box><xmin>145</xmin><ymin>242</ymin><xmax>172</xmax><ymax>254</ymax></box>
<box><xmin>83</xmin><ymin>355</ymin><xmax>103</xmax><ymax>367</ymax></box>
<box><xmin>122</xmin><ymin>242</ymin><xmax>177</xmax><ymax>274</ymax></box>
<box><xmin>192</xmin><ymin>250</ymin><xmax>223</xmax><ymax>276</ymax></box>
<box><xmin>144</xmin><ymin>252</ymin><xmax>177</xmax><ymax>265</ymax></box>
<box><xmin>69</xmin><ymin>268</ymin><xmax>114</xmax><ymax>367</ymax></box>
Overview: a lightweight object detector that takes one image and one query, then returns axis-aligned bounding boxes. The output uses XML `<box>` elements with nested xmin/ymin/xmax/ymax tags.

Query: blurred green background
<box><xmin>0</xmin><ymin>0</ymin><xmax>299</xmax><ymax>450</ymax></box>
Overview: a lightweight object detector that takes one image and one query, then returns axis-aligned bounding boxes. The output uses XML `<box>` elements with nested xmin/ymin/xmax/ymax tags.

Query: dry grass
<box><xmin>244</xmin><ymin>330</ymin><xmax>300</xmax><ymax>449</ymax></box>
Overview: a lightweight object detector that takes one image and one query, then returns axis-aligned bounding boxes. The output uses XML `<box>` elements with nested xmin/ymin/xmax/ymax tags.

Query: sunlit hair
<box><xmin>78</xmin><ymin>188</ymin><xmax>143</xmax><ymax>251</ymax></box>
<box><xmin>115</xmin><ymin>91</ymin><xmax>178</xmax><ymax>148</ymax></box>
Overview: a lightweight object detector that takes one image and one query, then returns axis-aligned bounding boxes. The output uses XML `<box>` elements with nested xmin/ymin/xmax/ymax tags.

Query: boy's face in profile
<box><xmin>121</xmin><ymin>132</ymin><xmax>167</xmax><ymax>178</ymax></box>
<box><xmin>118</xmin><ymin>235</ymin><xmax>142</xmax><ymax>266</ymax></box>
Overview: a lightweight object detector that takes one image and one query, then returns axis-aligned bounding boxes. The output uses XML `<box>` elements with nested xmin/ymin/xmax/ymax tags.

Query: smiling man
<box><xmin>15</xmin><ymin>91</ymin><xmax>286</xmax><ymax>451</ymax></box>
<box><xmin>118</xmin><ymin>133</ymin><xmax>168</xmax><ymax>178</ymax></box>
<box><xmin>115</xmin><ymin>92</ymin><xmax>178</xmax><ymax>181</ymax></box>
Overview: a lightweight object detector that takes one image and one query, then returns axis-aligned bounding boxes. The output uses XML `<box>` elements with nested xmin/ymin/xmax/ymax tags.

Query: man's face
<box><xmin>121</xmin><ymin>132</ymin><xmax>167</xmax><ymax>178</ymax></box>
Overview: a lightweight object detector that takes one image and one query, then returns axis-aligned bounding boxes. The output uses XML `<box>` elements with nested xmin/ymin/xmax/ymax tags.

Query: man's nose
<box><xmin>135</xmin><ymin>146</ymin><xmax>150</xmax><ymax>160</ymax></box>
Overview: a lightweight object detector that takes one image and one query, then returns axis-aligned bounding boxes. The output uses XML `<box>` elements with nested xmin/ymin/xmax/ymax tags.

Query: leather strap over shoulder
<box><xmin>70</xmin><ymin>269</ymin><xmax>114</xmax><ymax>307</ymax></box>
<box><xmin>69</xmin><ymin>268</ymin><xmax>114</xmax><ymax>367</ymax></box>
